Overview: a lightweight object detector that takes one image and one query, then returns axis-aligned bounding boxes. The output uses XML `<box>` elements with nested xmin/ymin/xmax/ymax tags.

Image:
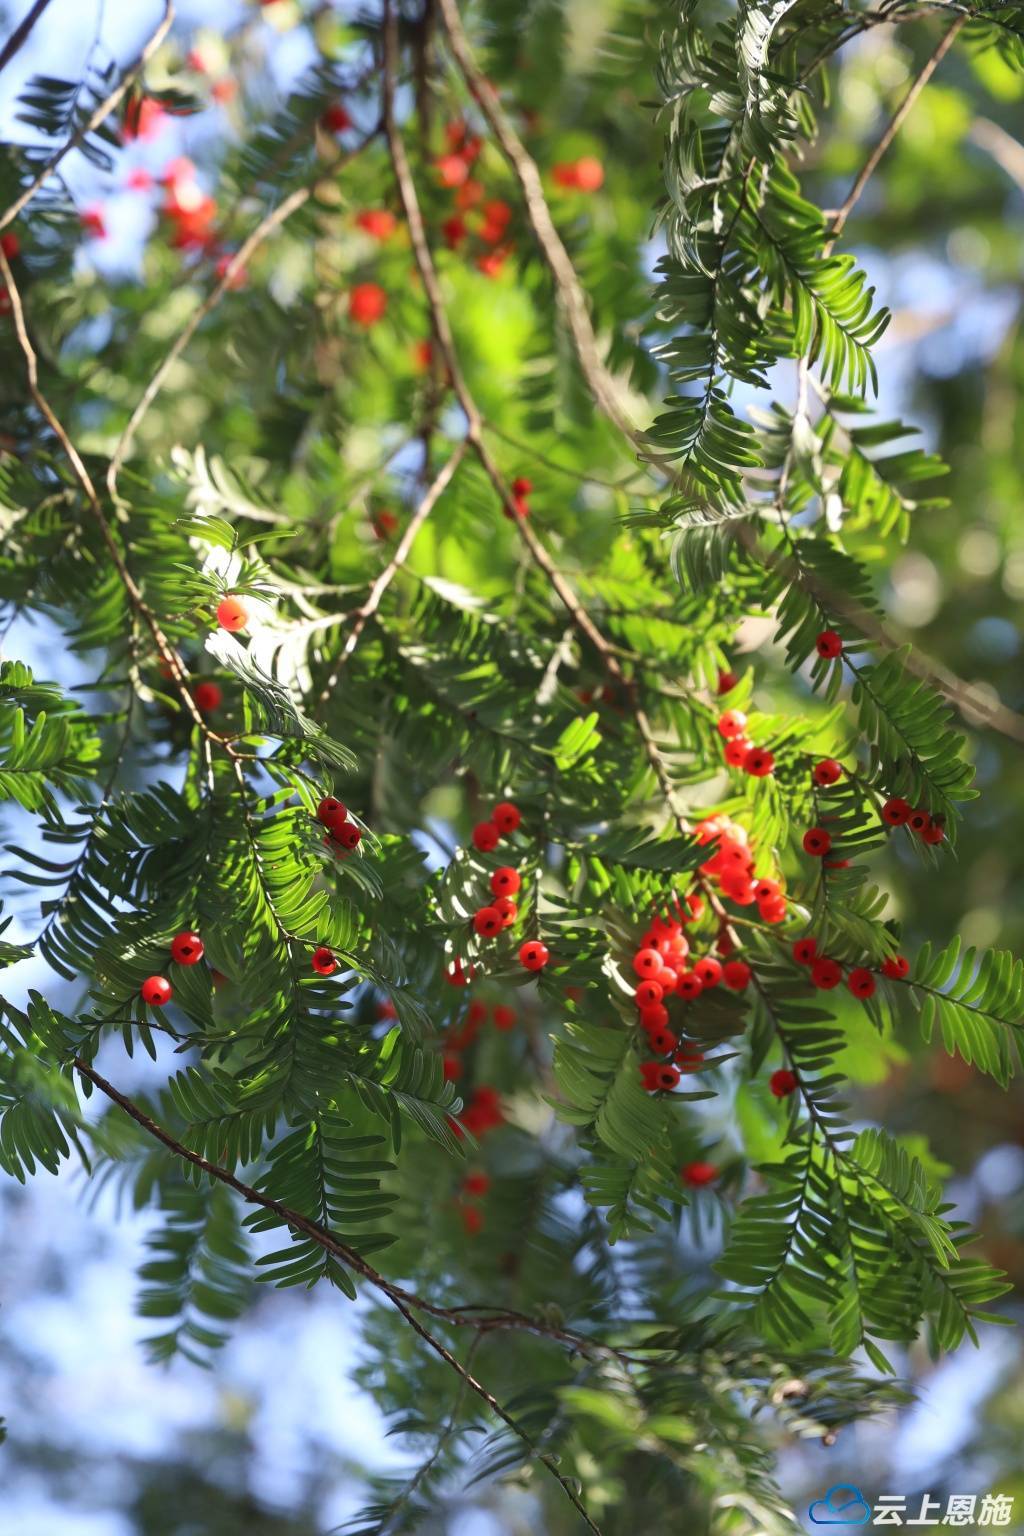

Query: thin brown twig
<box><xmin>436</xmin><ymin>0</ymin><xmax>639</xmax><ymax>452</ymax></box>
<box><xmin>829</xmin><ymin>13</ymin><xmax>966</xmax><ymax>239</ymax></box>
<box><xmin>0</xmin><ymin>246</ymin><xmax>209</xmax><ymax>732</ymax></box>
<box><xmin>315</xmin><ymin>440</ymin><xmax>467</xmax><ymax>705</ymax></box>
<box><xmin>0</xmin><ymin>2</ymin><xmax>175</xmax><ymax>236</ymax></box>
<box><xmin>0</xmin><ymin>0</ymin><xmax>58</xmax><ymax>75</ymax></box>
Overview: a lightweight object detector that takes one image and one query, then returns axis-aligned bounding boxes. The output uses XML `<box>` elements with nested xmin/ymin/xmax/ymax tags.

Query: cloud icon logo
<box><xmin>808</xmin><ymin>1486</ymin><xmax>871</xmax><ymax>1525</ymax></box>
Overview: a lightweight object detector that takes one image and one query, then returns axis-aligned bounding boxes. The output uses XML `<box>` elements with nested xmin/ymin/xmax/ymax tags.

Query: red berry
<box><xmin>676</xmin><ymin>971</ymin><xmax>703</xmax><ymax>1001</ymax></box>
<box><xmin>170</xmin><ymin>930</ymin><xmax>204</xmax><ymax>965</ymax></box>
<box><xmin>643</xmin><ymin>1062</ymin><xmax>680</xmax><ymax>1093</ymax></box>
<box><xmin>348</xmin><ymin>282</ymin><xmax>387</xmax><ymax>327</ymax></box>
<box><xmin>635</xmin><ymin>978</ymin><xmax>664</xmax><ymax>1009</ymax></box>
<box><xmin>769</xmin><ymin>1069</ymin><xmax>798</xmax><ymax>1098</ymax></box>
<box><xmin>922</xmin><ymin>820</ymin><xmax>945</xmax><ymax>845</ymax></box>
<box><xmin>141</xmin><ymin>975</ymin><xmax>172</xmax><ymax>1006</ymax></box>
<box><xmin>493</xmin><ymin>801</ymin><xmax>521</xmax><ymax>834</ymax></box>
<box><xmin>813</xmin><ymin>759</ymin><xmax>843</xmax><ymax>787</ymax></box>
<box><xmin>792</xmin><ymin>937</ymin><xmax>817</xmax><ymax>966</ymax></box>
<box><xmin>443</xmin><ymin>1053</ymin><xmax>462</xmax><ymax>1080</ymax></box>
<box><xmin>473</xmin><ymin>906</ymin><xmax>503</xmax><ymax>939</ymax></box>
<box><xmin>511</xmin><ymin>477</ymin><xmax>533</xmax><ymax>497</ymax></box>
<box><xmin>745</xmin><ymin>748</ymin><xmax>775</xmax><ymax>778</ymax></box>
<box><xmin>802</xmin><ymin>827</ymin><xmax>832</xmax><ymax>857</ymax></box>
<box><xmin>717</xmin><ymin>709</ymin><xmax>748</xmax><ymax>740</ymax></box>
<box><xmin>681</xmin><ymin>1160</ymin><xmax>718</xmax><ymax>1187</ymax></box>
<box><xmin>321</xmin><ymin>102</ymin><xmax>352</xmax><ymax>133</ymax></box>
<box><xmin>753</xmin><ymin>878</ymin><xmax>780</xmax><ymax>902</ymax></box>
<box><xmin>716</xmin><ymin>669</ymin><xmax>738</xmax><ymax>695</ymax></box>
<box><xmin>722</xmin><ymin>960</ymin><xmax>751</xmax><ymax>991</ymax></box>
<box><xmin>693</xmin><ymin>956</ymin><xmax>722</xmax><ymax>989</ymax></box>
<box><xmin>192</xmin><ymin>681</ymin><xmax>222</xmax><ymax>713</ymax></box>
<box><xmin>847</xmin><ymin>967</ymin><xmax>876</xmax><ymax>1000</ymax></box>
<box><xmin>463</xmin><ymin>1171</ymin><xmax>490</xmax><ymax>1197</ymax></box>
<box><xmin>758</xmin><ymin>897</ymin><xmax>787</xmax><ymax>924</ymax></box>
<box><xmin>519</xmin><ymin>939</ymin><xmax>549</xmax><ymax>972</ymax></box>
<box><xmin>574</xmin><ymin>156</ymin><xmax>604</xmax><ymax>191</ymax></box>
<box><xmin>816</xmin><ymin>629</ymin><xmax>843</xmax><ymax>659</ymax></box>
<box><xmin>647</xmin><ymin>1026</ymin><xmax>678</xmax><ymax>1055</ymax></box>
<box><xmin>336</xmin><ymin>822</ymin><xmax>362</xmax><ymax>850</ymax></box>
<box><xmin>312</xmin><ymin>946</ymin><xmax>337</xmax><ymax>976</ymax></box>
<box><xmin>493</xmin><ymin>1005</ymin><xmax>517</xmax><ymax>1030</ymax></box>
<box><xmin>490</xmin><ymin>867</ymin><xmax>521</xmax><ymax>897</ymax></box>
<box><xmin>317</xmin><ymin>796</ymin><xmax>348</xmax><ymax>827</ymax></box>
<box><xmin>472</xmin><ymin>821</ymin><xmax>500</xmax><ymax>852</ymax></box>
<box><xmin>1</xmin><ymin>231</ymin><xmax>20</xmax><ymax>260</ymax></box>
<box><xmin>445</xmin><ymin>958</ymin><xmax>474</xmax><ymax>987</ymax></box>
<box><xmin>639</xmin><ymin>1004</ymin><xmax>669</xmax><ymax>1032</ymax></box>
<box><xmin>881</xmin><ymin>797</ymin><xmax>911</xmax><ymax>827</ymax></box>
<box><xmin>724</xmin><ymin>738</ymin><xmax>752</xmax><ymax>768</ymax></box>
<box><xmin>882</xmin><ymin>954</ymin><xmax>910</xmax><ymax>980</ymax></box>
<box><xmin>675</xmin><ymin>1043</ymin><xmax>705</xmax><ymax>1072</ymax></box>
<box><xmin>632</xmin><ymin>947</ymin><xmax>662</xmax><ymax>979</ymax></box>
<box><xmin>907</xmin><ymin>808</ymin><xmax>932</xmax><ymax>836</ymax></box>
<box><xmin>810</xmin><ymin>956</ymin><xmax>842</xmax><ymax>990</ymax></box>
<box><xmin>461</xmin><ymin>1205</ymin><xmax>483</xmax><ymax>1235</ymax></box>
<box><xmin>216</xmin><ymin>595</ymin><xmax>248</xmax><ymax>632</ymax></box>
<box><xmin>656</xmin><ymin>966</ymin><xmax>679</xmax><ymax>993</ymax></box>
<box><xmin>377</xmin><ymin>999</ymin><xmax>398</xmax><ymax>1020</ymax></box>
<box><xmin>493</xmin><ymin>896</ymin><xmax>518</xmax><ymax>927</ymax></box>
<box><xmin>356</xmin><ymin>209</ymin><xmax>397</xmax><ymax>241</ymax></box>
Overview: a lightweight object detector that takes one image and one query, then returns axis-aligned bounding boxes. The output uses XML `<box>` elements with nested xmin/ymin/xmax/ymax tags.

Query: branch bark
<box><xmin>0</xmin><ymin>0</ymin><xmax>58</xmax><ymax>76</ymax></box>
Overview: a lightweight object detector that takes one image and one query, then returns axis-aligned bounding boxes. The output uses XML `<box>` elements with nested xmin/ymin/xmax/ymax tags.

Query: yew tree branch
<box><xmin>0</xmin><ymin>1</ymin><xmax>175</xmax><ymax>235</ymax></box>
<box><xmin>436</xmin><ymin>0</ymin><xmax>639</xmax><ymax>451</ymax></box>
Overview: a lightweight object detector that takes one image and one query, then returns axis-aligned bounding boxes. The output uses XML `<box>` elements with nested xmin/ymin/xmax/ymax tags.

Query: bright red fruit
<box><xmin>337</xmin><ymin>822</ymin><xmax>362</xmax><ymax>850</ymax></box>
<box><xmin>882</xmin><ymin>954</ymin><xmax>910</xmax><ymax>980</ymax></box>
<box><xmin>442</xmin><ymin>1052</ymin><xmax>462</xmax><ymax>1080</ymax></box>
<box><xmin>676</xmin><ymin>971</ymin><xmax>703</xmax><ymax>1001</ymax></box>
<box><xmin>519</xmin><ymin>940</ymin><xmax>549</xmax><ymax>971</ymax></box>
<box><xmin>881</xmin><ymin>797</ymin><xmax>911</xmax><ymax>826</ymax></box>
<box><xmin>810</xmin><ymin>956</ymin><xmax>842</xmax><ymax>990</ymax></box>
<box><xmin>635</xmin><ymin>978</ymin><xmax>664</xmax><ymax>1009</ymax></box>
<box><xmin>321</xmin><ymin>103</ymin><xmax>352</xmax><ymax>133</ymax></box>
<box><xmin>769</xmin><ymin>1069</ymin><xmax>798</xmax><ymax>1098</ymax></box>
<box><xmin>745</xmin><ymin>748</ymin><xmax>775</xmax><ymax>778</ymax></box>
<box><xmin>0</xmin><ymin>231</ymin><xmax>20</xmax><ymax>259</ymax></box>
<box><xmin>681</xmin><ymin>1161</ymin><xmax>718</xmax><ymax>1187</ymax></box>
<box><xmin>192</xmin><ymin>681</ymin><xmax>222</xmax><ymax>713</ymax></box>
<box><xmin>813</xmin><ymin>759</ymin><xmax>843</xmax><ymax>787</ymax></box>
<box><xmin>716</xmin><ymin>669</ymin><xmax>738</xmax><ymax>695</ymax></box>
<box><xmin>847</xmin><ymin>967</ymin><xmax>876</xmax><ymax>999</ymax></box>
<box><xmin>356</xmin><ymin>209</ymin><xmax>397</xmax><ymax>241</ymax></box>
<box><xmin>722</xmin><ymin>960</ymin><xmax>751</xmax><ymax>991</ymax></box>
<box><xmin>473</xmin><ymin>906</ymin><xmax>503</xmax><ymax>939</ymax></box>
<box><xmin>802</xmin><ymin>827</ymin><xmax>832</xmax><ymax>857</ymax></box>
<box><xmin>170</xmin><ymin>931</ymin><xmax>204</xmax><ymax>965</ymax></box>
<box><xmin>317</xmin><ymin>796</ymin><xmax>347</xmax><ymax>827</ymax></box>
<box><xmin>717</xmin><ymin>709</ymin><xmax>748</xmax><ymax>740</ymax></box>
<box><xmin>493</xmin><ymin>801</ymin><xmax>521</xmax><ymax>833</ymax></box>
<box><xmin>349</xmin><ymin>283</ymin><xmax>387</xmax><ymax>327</ymax></box>
<box><xmin>490</xmin><ymin>867</ymin><xmax>521</xmax><ymax>897</ymax></box>
<box><xmin>792</xmin><ymin>937</ymin><xmax>817</xmax><ymax>966</ymax></box>
<box><xmin>693</xmin><ymin>956</ymin><xmax>722</xmax><ymax>989</ymax></box>
<box><xmin>493</xmin><ymin>896</ymin><xmax>518</xmax><ymax>927</ymax></box>
<box><xmin>141</xmin><ymin>976</ymin><xmax>172</xmax><ymax>1006</ymax></box>
<box><xmin>472</xmin><ymin>821</ymin><xmax>500</xmax><ymax>852</ymax></box>
<box><xmin>907</xmin><ymin>808</ymin><xmax>932</xmax><ymax>835</ymax></box>
<box><xmin>574</xmin><ymin>156</ymin><xmax>605</xmax><ymax>190</ymax></box>
<box><xmin>632</xmin><ymin>948</ymin><xmax>662</xmax><ymax>978</ymax></box>
<box><xmin>463</xmin><ymin>1171</ymin><xmax>490</xmax><ymax>1197</ymax></box>
<box><xmin>216</xmin><ymin>595</ymin><xmax>248</xmax><ymax>632</ymax></box>
<box><xmin>922</xmin><ymin>820</ymin><xmax>945</xmax><ymax>845</ymax></box>
<box><xmin>639</xmin><ymin>1004</ymin><xmax>669</xmax><ymax>1032</ymax></box>
<box><xmin>312</xmin><ymin>946</ymin><xmax>337</xmax><ymax>976</ymax></box>
<box><xmin>647</xmin><ymin>1026</ymin><xmax>678</xmax><ymax>1055</ymax></box>
<box><xmin>641</xmin><ymin>1062</ymin><xmax>680</xmax><ymax>1092</ymax></box>
<box><xmin>724</xmin><ymin>738</ymin><xmax>752</xmax><ymax>768</ymax></box>
<box><xmin>493</xmin><ymin>1005</ymin><xmax>517</xmax><ymax>1030</ymax></box>
<box><xmin>675</xmin><ymin>1043</ymin><xmax>705</xmax><ymax>1072</ymax></box>
<box><xmin>816</xmin><ymin>629</ymin><xmax>843</xmax><ymax>659</ymax></box>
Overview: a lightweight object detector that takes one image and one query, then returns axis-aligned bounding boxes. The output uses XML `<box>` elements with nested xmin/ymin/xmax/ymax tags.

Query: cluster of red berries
<box><xmin>472</xmin><ymin>866</ymin><xmax>522</xmax><ymax>940</ymax></box>
<box><xmin>316</xmin><ymin>796</ymin><xmax>362</xmax><ymax>856</ymax></box>
<box><xmin>452</xmin><ymin>1085</ymin><xmax>504</xmax><ymax>1140</ymax></box>
<box><xmin>435</xmin><ymin>122</ymin><xmax>516</xmax><ymax>278</ymax></box>
<box><xmin>505</xmin><ymin>476</ymin><xmax>532</xmax><ymax>519</ymax></box>
<box><xmin>629</xmin><ymin>904</ymin><xmax>752</xmax><ymax>1095</ymax></box>
<box><xmin>880</xmin><ymin>797</ymin><xmax>945</xmax><ymax>844</ymax></box>
<box><xmin>791</xmin><ymin>936</ymin><xmax>909</xmax><ymax>997</ymax></box>
<box><xmin>140</xmin><ymin>929</ymin><xmax>206</xmax><ymax>1006</ymax></box>
<box><xmin>442</xmin><ymin>998</ymin><xmax>518</xmax><ymax>1081</ymax></box>
<box><xmin>696</xmin><ymin>816</ymin><xmax>787</xmax><ymax>926</ymax></box>
<box><xmin>458</xmin><ymin>1169</ymin><xmax>490</xmax><ymax>1235</ymax></box>
<box><xmin>717</xmin><ymin>710</ymin><xmax>775</xmax><ymax>779</ymax></box>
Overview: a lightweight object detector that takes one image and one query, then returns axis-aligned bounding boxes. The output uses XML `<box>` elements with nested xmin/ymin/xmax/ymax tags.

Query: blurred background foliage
<box><xmin>1</xmin><ymin>0</ymin><xmax>1024</xmax><ymax>1532</ymax></box>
